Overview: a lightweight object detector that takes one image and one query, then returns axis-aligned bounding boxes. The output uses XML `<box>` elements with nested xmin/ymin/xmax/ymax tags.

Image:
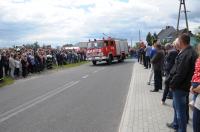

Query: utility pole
<box><xmin>139</xmin><ymin>30</ymin><xmax>141</xmax><ymax>42</ymax></box>
<box><xmin>131</xmin><ymin>39</ymin><xmax>133</xmax><ymax>48</ymax></box>
<box><xmin>177</xmin><ymin>0</ymin><xmax>189</xmax><ymax>33</ymax></box>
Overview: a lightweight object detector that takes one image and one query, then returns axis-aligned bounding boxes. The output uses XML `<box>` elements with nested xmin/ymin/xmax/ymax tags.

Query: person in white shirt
<box><xmin>9</xmin><ymin>54</ymin><xmax>15</xmax><ymax>78</ymax></box>
<box><xmin>14</xmin><ymin>56</ymin><xmax>20</xmax><ymax>77</ymax></box>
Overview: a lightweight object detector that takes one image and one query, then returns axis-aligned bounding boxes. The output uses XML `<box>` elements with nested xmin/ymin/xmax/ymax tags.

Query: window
<box><xmin>87</xmin><ymin>41</ymin><xmax>104</xmax><ymax>48</ymax></box>
<box><xmin>110</xmin><ymin>41</ymin><xmax>114</xmax><ymax>46</ymax></box>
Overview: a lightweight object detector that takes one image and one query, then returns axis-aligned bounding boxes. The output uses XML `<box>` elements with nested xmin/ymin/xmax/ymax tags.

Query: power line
<box><xmin>102</xmin><ymin>33</ymin><xmax>110</xmax><ymax>38</ymax></box>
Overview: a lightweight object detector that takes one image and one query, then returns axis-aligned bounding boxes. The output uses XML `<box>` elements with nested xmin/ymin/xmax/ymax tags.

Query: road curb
<box><xmin>118</xmin><ymin>62</ymin><xmax>136</xmax><ymax>132</ymax></box>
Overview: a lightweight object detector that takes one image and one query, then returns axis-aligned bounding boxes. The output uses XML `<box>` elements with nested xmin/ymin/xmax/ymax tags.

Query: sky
<box><xmin>0</xmin><ymin>0</ymin><xmax>200</xmax><ymax>47</ymax></box>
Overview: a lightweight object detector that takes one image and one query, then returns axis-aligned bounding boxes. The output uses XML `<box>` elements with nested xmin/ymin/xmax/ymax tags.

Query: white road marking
<box><xmin>99</xmin><ymin>67</ymin><xmax>106</xmax><ymax>71</ymax></box>
<box><xmin>92</xmin><ymin>67</ymin><xmax>106</xmax><ymax>74</ymax></box>
<box><xmin>93</xmin><ymin>70</ymin><xmax>98</xmax><ymax>73</ymax></box>
<box><xmin>0</xmin><ymin>81</ymin><xmax>79</xmax><ymax>123</ymax></box>
<box><xmin>82</xmin><ymin>75</ymin><xmax>89</xmax><ymax>79</ymax></box>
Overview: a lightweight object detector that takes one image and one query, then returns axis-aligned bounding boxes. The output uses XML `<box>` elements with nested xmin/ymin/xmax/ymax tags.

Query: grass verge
<box><xmin>0</xmin><ymin>77</ymin><xmax>14</xmax><ymax>88</ymax></box>
<box><xmin>53</xmin><ymin>61</ymin><xmax>89</xmax><ymax>69</ymax></box>
<box><xmin>0</xmin><ymin>61</ymin><xmax>88</xmax><ymax>88</ymax></box>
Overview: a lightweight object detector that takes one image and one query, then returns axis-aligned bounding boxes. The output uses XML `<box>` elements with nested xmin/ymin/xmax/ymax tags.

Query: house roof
<box><xmin>158</xmin><ymin>26</ymin><xmax>194</xmax><ymax>43</ymax></box>
<box><xmin>158</xmin><ymin>26</ymin><xmax>176</xmax><ymax>41</ymax></box>
<box><xmin>171</xmin><ymin>28</ymin><xmax>194</xmax><ymax>42</ymax></box>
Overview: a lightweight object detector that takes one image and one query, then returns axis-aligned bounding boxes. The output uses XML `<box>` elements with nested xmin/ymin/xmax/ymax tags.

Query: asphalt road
<box><xmin>0</xmin><ymin>59</ymin><xmax>134</xmax><ymax>132</ymax></box>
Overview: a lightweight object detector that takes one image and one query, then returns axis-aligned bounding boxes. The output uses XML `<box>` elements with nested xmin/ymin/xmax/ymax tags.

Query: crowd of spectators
<box><xmin>137</xmin><ymin>33</ymin><xmax>200</xmax><ymax>132</ymax></box>
<box><xmin>0</xmin><ymin>46</ymin><xmax>86</xmax><ymax>81</ymax></box>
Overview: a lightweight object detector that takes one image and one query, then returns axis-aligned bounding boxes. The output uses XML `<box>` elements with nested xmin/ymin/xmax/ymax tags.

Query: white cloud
<box><xmin>0</xmin><ymin>0</ymin><xmax>199</xmax><ymax>47</ymax></box>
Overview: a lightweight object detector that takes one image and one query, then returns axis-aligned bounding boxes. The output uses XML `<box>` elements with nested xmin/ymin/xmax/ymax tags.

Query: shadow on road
<box><xmin>88</xmin><ymin>59</ymin><xmax>135</xmax><ymax>67</ymax></box>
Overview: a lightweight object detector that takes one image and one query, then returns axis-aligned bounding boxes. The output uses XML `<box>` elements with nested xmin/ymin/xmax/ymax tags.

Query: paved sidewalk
<box><xmin>119</xmin><ymin>62</ymin><xmax>193</xmax><ymax>132</ymax></box>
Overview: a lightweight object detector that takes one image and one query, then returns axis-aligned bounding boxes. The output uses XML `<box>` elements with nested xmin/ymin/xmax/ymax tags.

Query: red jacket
<box><xmin>192</xmin><ymin>58</ymin><xmax>200</xmax><ymax>83</ymax></box>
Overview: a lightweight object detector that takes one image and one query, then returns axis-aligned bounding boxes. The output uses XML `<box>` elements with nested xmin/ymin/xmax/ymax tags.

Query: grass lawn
<box><xmin>0</xmin><ymin>77</ymin><xmax>14</xmax><ymax>88</ymax></box>
<box><xmin>53</xmin><ymin>61</ymin><xmax>89</xmax><ymax>69</ymax></box>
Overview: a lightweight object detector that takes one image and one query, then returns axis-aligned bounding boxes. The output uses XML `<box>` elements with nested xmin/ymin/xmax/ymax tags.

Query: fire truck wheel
<box><xmin>106</xmin><ymin>56</ymin><xmax>112</xmax><ymax>65</ymax></box>
<box><xmin>106</xmin><ymin>60</ymin><xmax>111</xmax><ymax>65</ymax></box>
<box><xmin>92</xmin><ymin>61</ymin><xmax>97</xmax><ymax>65</ymax></box>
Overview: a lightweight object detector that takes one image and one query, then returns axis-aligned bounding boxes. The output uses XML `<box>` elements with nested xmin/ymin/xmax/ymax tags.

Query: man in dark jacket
<box><xmin>166</xmin><ymin>34</ymin><xmax>198</xmax><ymax>132</ymax></box>
<box><xmin>0</xmin><ymin>54</ymin><xmax>3</xmax><ymax>82</ymax></box>
<box><xmin>1</xmin><ymin>51</ymin><xmax>9</xmax><ymax>76</ymax></box>
<box><xmin>161</xmin><ymin>43</ymin><xmax>178</xmax><ymax>103</ymax></box>
<box><xmin>150</xmin><ymin>44</ymin><xmax>165</xmax><ymax>92</ymax></box>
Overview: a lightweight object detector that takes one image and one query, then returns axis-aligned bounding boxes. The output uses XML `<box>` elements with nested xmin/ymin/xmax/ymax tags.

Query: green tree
<box><xmin>33</xmin><ymin>41</ymin><xmax>40</xmax><ymax>49</ymax></box>
<box><xmin>161</xmin><ymin>39</ymin><xmax>168</xmax><ymax>45</ymax></box>
<box><xmin>153</xmin><ymin>32</ymin><xmax>158</xmax><ymax>40</ymax></box>
<box><xmin>151</xmin><ymin>32</ymin><xmax>158</xmax><ymax>45</ymax></box>
<box><xmin>146</xmin><ymin>32</ymin><xmax>152</xmax><ymax>46</ymax></box>
<box><xmin>135</xmin><ymin>42</ymin><xmax>140</xmax><ymax>48</ymax></box>
<box><xmin>23</xmin><ymin>42</ymin><xmax>40</xmax><ymax>50</ymax></box>
<box><xmin>196</xmin><ymin>26</ymin><xmax>200</xmax><ymax>42</ymax></box>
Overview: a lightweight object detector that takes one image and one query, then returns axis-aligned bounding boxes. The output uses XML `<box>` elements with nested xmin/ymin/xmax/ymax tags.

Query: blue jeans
<box><xmin>192</xmin><ymin>82</ymin><xmax>200</xmax><ymax>101</ymax></box>
<box><xmin>193</xmin><ymin>107</ymin><xmax>200</xmax><ymax>132</ymax></box>
<box><xmin>154</xmin><ymin>70</ymin><xmax>162</xmax><ymax>91</ymax></box>
<box><xmin>172</xmin><ymin>90</ymin><xmax>188</xmax><ymax>132</ymax></box>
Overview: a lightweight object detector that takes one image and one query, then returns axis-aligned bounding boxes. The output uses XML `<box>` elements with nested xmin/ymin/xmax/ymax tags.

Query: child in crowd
<box><xmin>190</xmin><ymin>44</ymin><xmax>200</xmax><ymax>108</ymax></box>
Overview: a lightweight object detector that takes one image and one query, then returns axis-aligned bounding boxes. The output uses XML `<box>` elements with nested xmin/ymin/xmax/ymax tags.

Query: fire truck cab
<box><xmin>86</xmin><ymin>38</ymin><xmax>129</xmax><ymax>65</ymax></box>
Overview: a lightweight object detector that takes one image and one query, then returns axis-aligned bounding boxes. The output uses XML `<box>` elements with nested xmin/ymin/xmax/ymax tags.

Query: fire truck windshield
<box><xmin>88</xmin><ymin>41</ymin><xmax>104</xmax><ymax>48</ymax></box>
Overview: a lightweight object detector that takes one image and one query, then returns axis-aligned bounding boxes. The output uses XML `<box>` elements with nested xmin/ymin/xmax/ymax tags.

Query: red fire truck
<box><xmin>86</xmin><ymin>37</ymin><xmax>129</xmax><ymax>65</ymax></box>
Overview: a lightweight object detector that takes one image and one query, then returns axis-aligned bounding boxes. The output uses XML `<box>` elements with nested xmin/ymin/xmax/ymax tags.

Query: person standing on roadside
<box><xmin>161</xmin><ymin>41</ymin><xmax>179</xmax><ymax>104</ymax></box>
<box><xmin>192</xmin><ymin>84</ymin><xmax>200</xmax><ymax>132</ymax></box>
<box><xmin>189</xmin><ymin>44</ymin><xmax>200</xmax><ymax>109</ymax></box>
<box><xmin>166</xmin><ymin>34</ymin><xmax>198</xmax><ymax>132</ymax></box>
<box><xmin>142</xmin><ymin>45</ymin><xmax>146</xmax><ymax>67</ymax></box>
<box><xmin>0</xmin><ymin>52</ymin><xmax>3</xmax><ymax>82</ymax></box>
<box><xmin>21</xmin><ymin>54</ymin><xmax>28</xmax><ymax>78</ymax></box>
<box><xmin>145</xmin><ymin>43</ymin><xmax>152</xmax><ymax>69</ymax></box>
<box><xmin>150</xmin><ymin>44</ymin><xmax>165</xmax><ymax>92</ymax></box>
<box><xmin>1</xmin><ymin>51</ymin><xmax>9</xmax><ymax>76</ymax></box>
<box><xmin>9</xmin><ymin>53</ymin><xmax>15</xmax><ymax>78</ymax></box>
<box><xmin>14</xmin><ymin>55</ymin><xmax>20</xmax><ymax>78</ymax></box>
<box><xmin>190</xmin><ymin>43</ymin><xmax>200</xmax><ymax>132</ymax></box>
<box><xmin>4</xmin><ymin>52</ymin><xmax>10</xmax><ymax>76</ymax></box>
<box><xmin>147</xmin><ymin>40</ymin><xmax>157</xmax><ymax>85</ymax></box>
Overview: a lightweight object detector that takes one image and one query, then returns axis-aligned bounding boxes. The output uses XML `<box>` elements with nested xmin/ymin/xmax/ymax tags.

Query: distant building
<box><xmin>157</xmin><ymin>26</ymin><xmax>176</xmax><ymax>44</ymax></box>
<box><xmin>170</xmin><ymin>28</ymin><xmax>192</xmax><ymax>41</ymax></box>
<box><xmin>75</xmin><ymin>42</ymin><xmax>88</xmax><ymax>48</ymax></box>
<box><xmin>42</xmin><ymin>45</ymin><xmax>51</xmax><ymax>49</ymax></box>
<box><xmin>63</xmin><ymin>44</ymin><xmax>73</xmax><ymax>47</ymax></box>
<box><xmin>157</xmin><ymin>26</ymin><xmax>197</xmax><ymax>45</ymax></box>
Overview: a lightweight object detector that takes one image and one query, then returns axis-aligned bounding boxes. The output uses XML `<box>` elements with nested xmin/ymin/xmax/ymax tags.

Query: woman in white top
<box><xmin>14</xmin><ymin>56</ymin><xmax>21</xmax><ymax>77</ymax></box>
